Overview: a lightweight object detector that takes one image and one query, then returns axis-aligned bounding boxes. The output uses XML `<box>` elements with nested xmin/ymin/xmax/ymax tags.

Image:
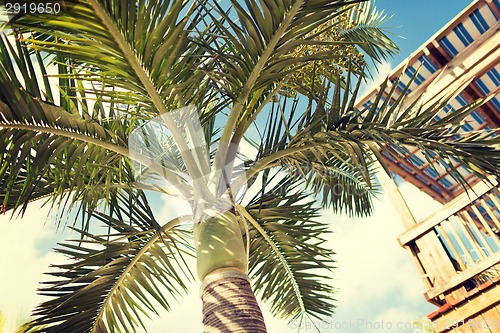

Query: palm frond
<box><xmin>0</xmin><ymin>32</ymin><xmax>194</xmax><ymax>215</ymax></box>
<box><xmin>310</xmin><ymin>71</ymin><xmax>500</xmax><ymax>187</ymax></box>
<box><xmin>0</xmin><ymin>71</ymin><xmax>129</xmax><ymax>215</ymax></box>
<box><xmin>239</xmin><ymin>67</ymin><xmax>378</xmax><ymax>217</ymax></box>
<box><xmin>6</xmin><ymin>0</ymin><xmax>223</xmax><ymax>192</ymax></box>
<box><xmin>340</xmin><ymin>1</ymin><xmax>399</xmax><ymax>63</ymax></box>
<box><xmin>9</xmin><ymin>0</ymin><xmax>206</xmax><ymax>111</ymax></box>
<box><xmin>238</xmin><ymin>177</ymin><xmax>336</xmax><ymax>321</ymax></box>
<box><xmin>197</xmin><ymin>0</ymin><xmax>351</xmax><ymax>95</ymax></box>
<box><xmin>236</xmin><ymin>67</ymin><xmax>500</xmax><ymax>213</ymax></box>
<box><xmin>0</xmin><ymin>80</ymin><xmax>132</xmax><ymax>216</ymax></box>
<box><xmin>203</xmin><ymin>0</ymin><xmax>374</xmax><ymax>174</ymax></box>
<box><xmin>26</xmin><ymin>190</ymin><xmax>194</xmax><ymax>333</ymax></box>
<box><xmin>279</xmin><ymin>1</ymin><xmax>399</xmax><ymax>97</ymax></box>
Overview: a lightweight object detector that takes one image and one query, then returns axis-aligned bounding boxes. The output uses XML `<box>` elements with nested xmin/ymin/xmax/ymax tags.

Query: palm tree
<box><xmin>0</xmin><ymin>0</ymin><xmax>498</xmax><ymax>332</ymax></box>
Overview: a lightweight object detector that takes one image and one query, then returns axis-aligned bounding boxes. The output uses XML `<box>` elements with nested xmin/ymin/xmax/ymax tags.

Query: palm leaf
<box><xmin>0</xmin><ymin>32</ymin><xmax>127</xmax><ymax>212</ymax></box>
<box><xmin>340</xmin><ymin>1</ymin><xmax>399</xmax><ymax>63</ymax></box>
<box><xmin>0</xmin><ymin>73</ymin><xmax>137</xmax><ymax>216</ymax></box>
<box><xmin>204</xmin><ymin>0</ymin><xmax>375</xmax><ymax>176</ymax></box>
<box><xmin>7</xmin><ymin>0</ymin><xmax>221</xmax><ymax>191</ymax></box>
<box><xmin>236</xmin><ymin>68</ymin><xmax>500</xmax><ymax>207</ymax></box>
<box><xmin>9</xmin><ymin>0</ymin><xmax>204</xmax><ymax>111</ymax></box>
<box><xmin>26</xmin><ymin>190</ymin><xmax>194</xmax><ymax>333</ymax></box>
<box><xmin>0</xmin><ymin>81</ymin><xmax>130</xmax><ymax>214</ymax></box>
<box><xmin>279</xmin><ymin>1</ymin><xmax>399</xmax><ymax>97</ymax></box>
<box><xmin>238</xmin><ymin>176</ymin><xmax>335</xmax><ymax>321</ymax></box>
<box><xmin>238</xmin><ymin>67</ymin><xmax>379</xmax><ymax>217</ymax></box>
<box><xmin>0</xmin><ymin>32</ymin><xmax>194</xmax><ymax>216</ymax></box>
<box><xmin>350</xmin><ymin>73</ymin><xmax>500</xmax><ymax>185</ymax></box>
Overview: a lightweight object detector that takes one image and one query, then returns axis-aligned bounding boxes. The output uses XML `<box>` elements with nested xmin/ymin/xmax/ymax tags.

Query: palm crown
<box><xmin>0</xmin><ymin>0</ymin><xmax>499</xmax><ymax>332</ymax></box>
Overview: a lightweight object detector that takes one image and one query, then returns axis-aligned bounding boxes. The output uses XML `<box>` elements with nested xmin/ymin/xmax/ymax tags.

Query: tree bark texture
<box><xmin>200</xmin><ymin>268</ymin><xmax>267</xmax><ymax>333</ymax></box>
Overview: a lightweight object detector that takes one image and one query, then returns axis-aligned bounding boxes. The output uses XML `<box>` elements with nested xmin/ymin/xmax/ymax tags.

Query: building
<box><xmin>355</xmin><ymin>1</ymin><xmax>500</xmax><ymax>331</ymax></box>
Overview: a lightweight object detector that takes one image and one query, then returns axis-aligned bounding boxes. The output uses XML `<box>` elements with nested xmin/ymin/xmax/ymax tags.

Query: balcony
<box><xmin>398</xmin><ymin>180</ymin><xmax>500</xmax><ymax>332</ymax></box>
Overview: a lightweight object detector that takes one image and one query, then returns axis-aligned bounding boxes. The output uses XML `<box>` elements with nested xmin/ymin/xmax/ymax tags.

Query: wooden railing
<box><xmin>398</xmin><ymin>180</ymin><xmax>500</xmax><ymax>304</ymax></box>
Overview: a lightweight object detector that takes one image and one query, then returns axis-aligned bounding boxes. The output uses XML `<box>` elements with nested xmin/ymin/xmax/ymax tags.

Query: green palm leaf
<box><xmin>0</xmin><ymin>32</ymin><xmax>193</xmax><ymax>215</ymax></box>
<box><xmin>240</xmin><ymin>176</ymin><xmax>335</xmax><ymax>321</ymax></box>
<box><xmin>237</xmin><ymin>68</ymin><xmax>500</xmax><ymax>208</ymax></box>
<box><xmin>27</xmin><ymin>190</ymin><xmax>194</xmax><ymax>333</ymax></box>
<box><xmin>340</xmin><ymin>1</ymin><xmax>399</xmax><ymax>63</ymax></box>
<box><xmin>240</xmin><ymin>67</ymin><xmax>379</xmax><ymax>217</ymax></box>
<box><xmin>351</xmin><ymin>72</ymin><xmax>499</xmax><ymax>185</ymax></box>
<box><xmin>10</xmin><ymin>0</ymin><xmax>204</xmax><ymax>111</ymax></box>
<box><xmin>7</xmin><ymin>0</ymin><xmax>221</xmax><ymax>192</ymax></box>
<box><xmin>0</xmin><ymin>81</ymin><xmax>131</xmax><ymax>214</ymax></box>
<box><xmin>201</xmin><ymin>0</ymin><xmax>381</xmax><ymax>174</ymax></box>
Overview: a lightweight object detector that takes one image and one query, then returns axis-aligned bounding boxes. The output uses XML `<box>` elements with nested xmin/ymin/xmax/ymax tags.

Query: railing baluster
<box><xmin>445</xmin><ymin>218</ymin><xmax>476</xmax><ymax>266</ymax></box>
<box><xmin>407</xmin><ymin>244</ymin><xmax>434</xmax><ymax>289</ymax></box>
<box><xmin>470</xmin><ymin>205</ymin><xmax>500</xmax><ymax>249</ymax></box>
<box><xmin>480</xmin><ymin>198</ymin><xmax>500</xmax><ymax>234</ymax></box>
<box><xmin>454</xmin><ymin>215</ymin><xmax>487</xmax><ymax>261</ymax></box>
<box><xmin>436</xmin><ymin>224</ymin><xmax>467</xmax><ymax>271</ymax></box>
<box><xmin>489</xmin><ymin>193</ymin><xmax>500</xmax><ymax>210</ymax></box>
<box><xmin>460</xmin><ymin>210</ymin><xmax>495</xmax><ymax>256</ymax></box>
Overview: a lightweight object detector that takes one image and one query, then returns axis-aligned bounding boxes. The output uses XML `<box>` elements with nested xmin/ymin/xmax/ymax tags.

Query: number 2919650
<box><xmin>4</xmin><ymin>1</ymin><xmax>62</xmax><ymax>15</ymax></box>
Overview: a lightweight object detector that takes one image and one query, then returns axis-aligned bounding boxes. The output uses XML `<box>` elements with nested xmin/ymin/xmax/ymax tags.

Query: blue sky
<box><xmin>377</xmin><ymin>0</ymin><xmax>472</xmax><ymax>65</ymax></box>
<box><xmin>0</xmin><ymin>1</ymin><xmax>477</xmax><ymax>332</ymax></box>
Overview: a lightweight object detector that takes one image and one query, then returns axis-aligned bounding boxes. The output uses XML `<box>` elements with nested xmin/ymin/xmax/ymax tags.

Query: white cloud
<box><xmin>157</xmin><ymin>193</ymin><xmax>193</xmax><ymax>222</ymax></box>
<box><xmin>0</xmin><ymin>203</ymin><xmax>70</xmax><ymax>333</ymax></box>
<box><xmin>373</xmin><ymin>307</ymin><xmax>420</xmax><ymax>333</ymax></box>
<box><xmin>320</xmin><ymin>186</ymin><xmax>436</xmax><ymax>333</ymax></box>
<box><xmin>397</xmin><ymin>181</ymin><xmax>443</xmax><ymax>222</ymax></box>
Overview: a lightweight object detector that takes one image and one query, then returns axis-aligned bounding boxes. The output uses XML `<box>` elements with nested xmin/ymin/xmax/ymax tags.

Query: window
<box><xmin>439</xmin><ymin>178</ymin><xmax>454</xmax><ymax>189</ymax></box>
<box><xmin>439</xmin><ymin>36</ymin><xmax>459</xmax><ymax>57</ymax></box>
<box><xmin>470</xmin><ymin>111</ymin><xmax>485</xmax><ymax>124</ymax></box>
<box><xmin>469</xmin><ymin>9</ymin><xmax>489</xmax><ymax>33</ymax></box>
<box><xmin>405</xmin><ymin>66</ymin><xmax>426</xmax><ymax>85</ymax></box>
<box><xmin>424</xmin><ymin>167</ymin><xmax>439</xmax><ymax>178</ymax></box>
<box><xmin>418</xmin><ymin>55</ymin><xmax>439</xmax><ymax>74</ymax></box>
<box><xmin>453</xmin><ymin>23</ymin><xmax>474</xmax><ymax>46</ymax></box>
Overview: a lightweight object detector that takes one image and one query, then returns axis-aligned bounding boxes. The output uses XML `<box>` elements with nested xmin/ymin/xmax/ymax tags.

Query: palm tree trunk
<box><xmin>200</xmin><ymin>268</ymin><xmax>267</xmax><ymax>333</ymax></box>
